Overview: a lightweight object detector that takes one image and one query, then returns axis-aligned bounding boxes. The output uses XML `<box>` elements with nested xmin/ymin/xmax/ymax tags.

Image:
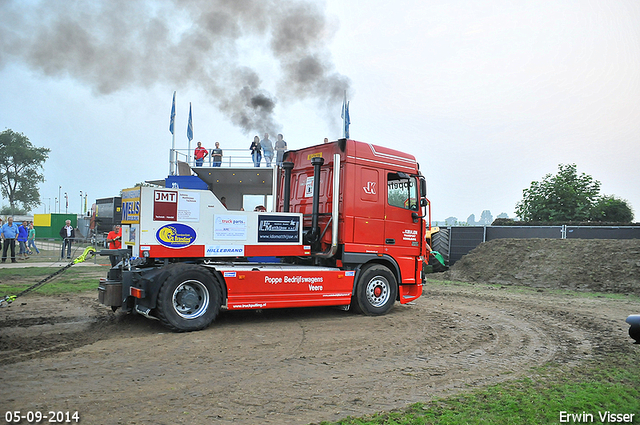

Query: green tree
<box><xmin>515</xmin><ymin>164</ymin><xmax>601</xmax><ymax>222</ymax></box>
<box><xmin>590</xmin><ymin>195</ymin><xmax>634</xmax><ymax>223</ymax></box>
<box><xmin>0</xmin><ymin>129</ymin><xmax>50</xmax><ymax>213</ymax></box>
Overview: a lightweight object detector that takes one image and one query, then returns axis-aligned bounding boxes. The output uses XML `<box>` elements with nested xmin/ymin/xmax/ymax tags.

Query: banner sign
<box><xmin>156</xmin><ymin>223</ymin><xmax>197</xmax><ymax>248</ymax></box>
<box><xmin>154</xmin><ymin>190</ymin><xmax>178</xmax><ymax>221</ymax></box>
<box><xmin>257</xmin><ymin>215</ymin><xmax>300</xmax><ymax>243</ymax></box>
<box><xmin>121</xmin><ymin>188</ymin><xmax>141</xmax><ymax>224</ymax></box>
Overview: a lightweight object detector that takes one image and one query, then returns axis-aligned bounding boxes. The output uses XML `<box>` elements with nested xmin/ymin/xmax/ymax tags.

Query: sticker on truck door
<box><xmin>156</xmin><ymin>223</ymin><xmax>196</xmax><ymax>248</ymax></box>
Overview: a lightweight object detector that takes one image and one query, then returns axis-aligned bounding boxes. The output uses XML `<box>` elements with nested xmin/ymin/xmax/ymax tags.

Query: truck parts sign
<box><xmin>257</xmin><ymin>215</ymin><xmax>300</xmax><ymax>243</ymax></box>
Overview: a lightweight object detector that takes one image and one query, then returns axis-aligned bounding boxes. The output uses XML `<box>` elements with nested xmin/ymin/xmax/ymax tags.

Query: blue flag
<box><xmin>169</xmin><ymin>91</ymin><xmax>176</xmax><ymax>134</ymax></box>
<box><xmin>341</xmin><ymin>92</ymin><xmax>350</xmax><ymax>139</ymax></box>
<box><xmin>187</xmin><ymin>103</ymin><xmax>193</xmax><ymax>141</ymax></box>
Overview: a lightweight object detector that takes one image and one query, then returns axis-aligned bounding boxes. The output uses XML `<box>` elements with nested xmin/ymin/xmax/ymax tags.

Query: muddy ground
<box><xmin>1</xmin><ymin>239</ymin><xmax>639</xmax><ymax>425</ymax></box>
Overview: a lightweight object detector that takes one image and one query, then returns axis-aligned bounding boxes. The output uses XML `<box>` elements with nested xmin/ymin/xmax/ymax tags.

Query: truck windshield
<box><xmin>387</xmin><ymin>173</ymin><xmax>418</xmax><ymax>210</ymax></box>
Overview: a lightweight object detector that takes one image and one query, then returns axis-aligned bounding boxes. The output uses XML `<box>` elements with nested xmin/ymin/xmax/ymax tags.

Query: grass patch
<box><xmin>0</xmin><ymin>266</ymin><xmax>108</xmax><ymax>297</ymax></box>
<box><xmin>320</xmin><ymin>353</ymin><xmax>640</xmax><ymax>425</ymax></box>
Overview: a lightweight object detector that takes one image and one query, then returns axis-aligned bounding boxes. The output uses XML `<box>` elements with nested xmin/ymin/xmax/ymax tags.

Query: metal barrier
<box><xmin>171</xmin><ymin>147</ymin><xmax>272</xmax><ymax>171</ymax></box>
<box><xmin>443</xmin><ymin>225</ymin><xmax>640</xmax><ymax>265</ymax></box>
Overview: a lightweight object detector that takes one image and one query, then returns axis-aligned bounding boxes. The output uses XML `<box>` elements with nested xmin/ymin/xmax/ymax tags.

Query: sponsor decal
<box><xmin>177</xmin><ymin>192</ymin><xmax>200</xmax><ymax>221</ymax></box>
<box><xmin>140</xmin><ymin>246</ymin><xmax>150</xmax><ymax>251</ymax></box>
<box><xmin>257</xmin><ymin>215</ymin><xmax>300</xmax><ymax>243</ymax></box>
<box><xmin>345</xmin><ymin>271</ymin><xmax>355</xmax><ymax>277</ymax></box>
<box><xmin>223</xmin><ymin>271</ymin><xmax>237</xmax><ymax>278</ymax></box>
<box><xmin>264</xmin><ymin>275</ymin><xmax>324</xmax><ymax>284</ymax></box>
<box><xmin>155</xmin><ymin>223</ymin><xmax>196</xmax><ymax>248</ymax></box>
<box><xmin>363</xmin><ymin>181</ymin><xmax>377</xmax><ymax>195</ymax></box>
<box><xmin>215</xmin><ymin>215</ymin><xmax>248</xmax><ymax>240</ymax></box>
<box><xmin>307</xmin><ymin>152</ymin><xmax>323</xmax><ymax>160</ymax></box>
<box><xmin>233</xmin><ymin>303</ymin><xmax>267</xmax><ymax>309</ymax></box>
<box><xmin>305</xmin><ymin>176</ymin><xmax>314</xmax><ymax>198</ymax></box>
<box><xmin>154</xmin><ymin>190</ymin><xmax>178</xmax><ymax>221</ymax></box>
<box><xmin>205</xmin><ymin>245</ymin><xmax>245</xmax><ymax>256</ymax></box>
<box><xmin>121</xmin><ymin>188</ymin><xmax>141</xmax><ymax>224</ymax></box>
<box><xmin>402</xmin><ymin>229</ymin><xmax>418</xmax><ymax>241</ymax></box>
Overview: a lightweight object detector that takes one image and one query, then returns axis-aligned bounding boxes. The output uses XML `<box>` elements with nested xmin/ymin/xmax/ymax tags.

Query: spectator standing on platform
<box><xmin>211</xmin><ymin>142</ymin><xmax>223</xmax><ymax>167</ymax></box>
<box><xmin>275</xmin><ymin>134</ymin><xmax>287</xmax><ymax>166</ymax></box>
<box><xmin>261</xmin><ymin>133</ymin><xmax>274</xmax><ymax>167</ymax></box>
<box><xmin>59</xmin><ymin>219</ymin><xmax>75</xmax><ymax>259</ymax></box>
<box><xmin>194</xmin><ymin>141</ymin><xmax>208</xmax><ymax>166</ymax></box>
<box><xmin>1</xmin><ymin>216</ymin><xmax>19</xmax><ymax>263</ymax></box>
<box><xmin>17</xmin><ymin>220</ymin><xmax>29</xmax><ymax>259</ymax></box>
<box><xmin>324</xmin><ymin>138</ymin><xmax>329</xmax><ymax>144</ymax></box>
<box><xmin>250</xmin><ymin>136</ymin><xmax>262</xmax><ymax>167</ymax></box>
<box><xmin>28</xmin><ymin>222</ymin><xmax>40</xmax><ymax>254</ymax></box>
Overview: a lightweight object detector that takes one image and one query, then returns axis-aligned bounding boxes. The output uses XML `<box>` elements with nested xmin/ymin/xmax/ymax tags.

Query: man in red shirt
<box><xmin>106</xmin><ymin>225</ymin><xmax>122</xmax><ymax>266</ymax></box>
<box><xmin>107</xmin><ymin>225</ymin><xmax>122</xmax><ymax>249</ymax></box>
<box><xmin>194</xmin><ymin>141</ymin><xmax>208</xmax><ymax>166</ymax></box>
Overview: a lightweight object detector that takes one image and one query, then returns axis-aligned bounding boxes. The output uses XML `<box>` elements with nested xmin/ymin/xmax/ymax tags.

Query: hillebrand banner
<box><xmin>257</xmin><ymin>215</ymin><xmax>300</xmax><ymax>243</ymax></box>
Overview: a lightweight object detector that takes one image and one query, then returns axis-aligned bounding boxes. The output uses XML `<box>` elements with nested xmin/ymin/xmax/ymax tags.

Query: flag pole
<box><xmin>342</xmin><ymin>90</ymin><xmax>347</xmax><ymax>139</ymax></box>
<box><xmin>169</xmin><ymin>91</ymin><xmax>176</xmax><ymax>175</ymax></box>
<box><xmin>187</xmin><ymin>102</ymin><xmax>193</xmax><ymax>166</ymax></box>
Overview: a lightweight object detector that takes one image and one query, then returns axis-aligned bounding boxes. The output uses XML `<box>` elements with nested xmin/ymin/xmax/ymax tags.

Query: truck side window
<box><xmin>387</xmin><ymin>173</ymin><xmax>418</xmax><ymax>210</ymax></box>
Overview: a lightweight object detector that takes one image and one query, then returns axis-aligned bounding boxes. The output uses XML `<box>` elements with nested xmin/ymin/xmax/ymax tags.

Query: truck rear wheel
<box><xmin>353</xmin><ymin>264</ymin><xmax>397</xmax><ymax>316</ymax></box>
<box><xmin>156</xmin><ymin>264</ymin><xmax>221</xmax><ymax>332</ymax></box>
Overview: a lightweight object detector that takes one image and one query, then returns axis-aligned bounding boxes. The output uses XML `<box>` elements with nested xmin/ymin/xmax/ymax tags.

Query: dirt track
<box><xmin>1</xmin><ymin>281</ymin><xmax>637</xmax><ymax>424</ymax></box>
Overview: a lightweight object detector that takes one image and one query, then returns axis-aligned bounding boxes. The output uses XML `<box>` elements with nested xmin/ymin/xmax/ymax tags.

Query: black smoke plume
<box><xmin>0</xmin><ymin>0</ymin><xmax>350</xmax><ymax>135</ymax></box>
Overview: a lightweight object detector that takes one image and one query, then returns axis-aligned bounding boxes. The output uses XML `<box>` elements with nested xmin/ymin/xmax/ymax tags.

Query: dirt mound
<box><xmin>439</xmin><ymin>239</ymin><xmax>640</xmax><ymax>296</ymax></box>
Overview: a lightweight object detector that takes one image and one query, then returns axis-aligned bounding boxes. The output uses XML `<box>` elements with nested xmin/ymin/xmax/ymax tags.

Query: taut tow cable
<box><xmin>0</xmin><ymin>246</ymin><xmax>96</xmax><ymax>308</ymax></box>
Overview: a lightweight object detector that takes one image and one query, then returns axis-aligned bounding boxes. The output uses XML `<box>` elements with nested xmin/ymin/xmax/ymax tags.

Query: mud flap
<box><xmin>399</xmin><ymin>283</ymin><xmax>422</xmax><ymax>304</ymax></box>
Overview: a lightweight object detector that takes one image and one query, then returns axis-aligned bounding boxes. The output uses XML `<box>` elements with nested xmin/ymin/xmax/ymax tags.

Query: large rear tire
<box><xmin>353</xmin><ymin>264</ymin><xmax>397</xmax><ymax>316</ymax></box>
<box><xmin>156</xmin><ymin>264</ymin><xmax>221</xmax><ymax>332</ymax></box>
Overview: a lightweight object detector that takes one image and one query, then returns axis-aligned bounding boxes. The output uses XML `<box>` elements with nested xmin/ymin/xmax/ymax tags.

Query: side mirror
<box><xmin>420</xmin><ymin>178</ymin><xmax>427</xmax><ymax>198</ymax></box>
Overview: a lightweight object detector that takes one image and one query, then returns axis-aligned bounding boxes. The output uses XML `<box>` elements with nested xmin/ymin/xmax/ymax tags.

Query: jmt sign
<box><xmin>154</xmin><ymin>190</ymin><xmax>178</xmax><ymax>221</ymax></box>
<box><xmin>155</xmin><ymin>191</ymin><xmax>177</xmax><ymax>202</ymax></box>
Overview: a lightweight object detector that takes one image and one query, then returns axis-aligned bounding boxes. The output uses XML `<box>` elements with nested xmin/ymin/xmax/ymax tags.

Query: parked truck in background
<box><xmin>98</xmin><ymin>139</ymin><xmax>431</xmax><ymax>331</ymax></box>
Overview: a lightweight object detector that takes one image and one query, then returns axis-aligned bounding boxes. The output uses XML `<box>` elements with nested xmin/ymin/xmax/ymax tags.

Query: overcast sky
<box><xmin>1</xmin><ymin>0</ymin><xmax>638</xmax><ymax>222</ymax></box>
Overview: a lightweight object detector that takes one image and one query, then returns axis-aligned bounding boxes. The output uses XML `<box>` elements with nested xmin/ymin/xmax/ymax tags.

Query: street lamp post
<box><xmin>58</xmin><ymin>186</ymin><xmax>62</xmax><ymax>213</ymax></box>
<box><xmin>80</xmin><ymin>191</ymin><xmax>83</xmax><ymax>214</ymax></box>
<box><xmin>65</xmin><ymin>192</ymin><xmax>68</xmax><ymax>214</ymax></box>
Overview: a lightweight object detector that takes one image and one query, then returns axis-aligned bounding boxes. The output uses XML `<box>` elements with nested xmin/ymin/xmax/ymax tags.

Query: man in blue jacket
<box><xmin>1</xmin><ymin>216</ymin><xmax>19</xmax><ymax>263</ymax></box>
<box><xmin>17</xmin><ymin>220</ymin><xmax>29</xmax><ymax>260</ymax></box>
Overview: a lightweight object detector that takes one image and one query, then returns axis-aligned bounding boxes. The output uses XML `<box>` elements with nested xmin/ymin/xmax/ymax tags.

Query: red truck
<box><xmin>98</xmin><ymin>139</ymin><xmax>431</xmax><ymax>331</ymax></box>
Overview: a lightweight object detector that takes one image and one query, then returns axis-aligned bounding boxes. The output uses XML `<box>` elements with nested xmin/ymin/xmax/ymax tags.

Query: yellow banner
<box><xmin>121</xmin><ymin>188</ymin><xmax>141</xmax><ymax>224</ymax></box>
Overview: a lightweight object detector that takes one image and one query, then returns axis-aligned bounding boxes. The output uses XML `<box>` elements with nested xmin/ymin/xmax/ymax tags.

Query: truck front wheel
<box><xmin>353</xmin><ymin>264</ymin><xmax>397</xmax><ymax>315</ymax></box>
<box><xmin>156</xmin><ymin>264</ymin><xmax>221</xmax><ymax>332</ymax></box>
